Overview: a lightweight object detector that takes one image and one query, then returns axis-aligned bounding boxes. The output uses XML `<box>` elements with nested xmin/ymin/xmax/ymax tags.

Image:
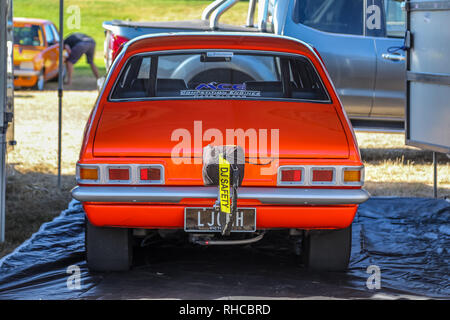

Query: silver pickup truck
<box><xmin>103</xmin><ymin>0</ymin><xmax>406</xmax><ymax>129</ymax></box>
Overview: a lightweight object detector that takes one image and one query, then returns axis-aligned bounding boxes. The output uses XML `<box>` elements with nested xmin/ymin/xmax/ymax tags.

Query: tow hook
<box><xmin>202</xmin><ymin>145</ymin><xmax>245</xmax><ymax>236</ymax></box>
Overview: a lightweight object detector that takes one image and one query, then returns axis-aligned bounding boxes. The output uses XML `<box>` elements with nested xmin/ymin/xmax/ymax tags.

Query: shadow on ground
<box><xmin>0</xmin><ymin>166</ymin><xmax>74</xmax><ymax>257</ymax></box>
<box><xmin>361</xmin><ymin>148</ymin><xmax>450</xmax><ymax>163</ymax></box>
<box><xmin>365</xmin><ymin>182</ymin><xmax>449</xmax><ymax>198</ymax></box>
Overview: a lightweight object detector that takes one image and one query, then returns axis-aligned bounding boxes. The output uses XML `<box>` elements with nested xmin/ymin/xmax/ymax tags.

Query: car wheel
<box><xmin>35</xmin><ymin>70</ymin><xmax>45</xmax><ymax>91</ymax></box>
<box><xmin>302</xmin><ymin>225</ymin><xmax>352</xmax><ymax>272</ymax></box>
<box><xmin>51</xmin><ymin>65</ymin><xmax>67</xmax><ymax>82</ymax></box>
<box><xmin>85</xmin><ymin>217</ymin><xmax>133</xmax><ymax>272</ymax></box>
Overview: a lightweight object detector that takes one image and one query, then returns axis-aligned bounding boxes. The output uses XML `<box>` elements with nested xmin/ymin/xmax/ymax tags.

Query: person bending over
<box><xmin>63</xmin><ymin>33</ymin><xmax>99</xmax><ymax>85</ymax></box>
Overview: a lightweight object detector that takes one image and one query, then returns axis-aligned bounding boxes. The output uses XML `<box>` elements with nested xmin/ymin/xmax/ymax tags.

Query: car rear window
<box><xmin>110</xmin><ymin>51</ymin><xmax>330</xmax><ymax>102</ymax></box>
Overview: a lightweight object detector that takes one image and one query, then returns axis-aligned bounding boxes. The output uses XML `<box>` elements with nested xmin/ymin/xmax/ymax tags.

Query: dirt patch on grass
<box><xmin>1</xmin><ymin>168</ymin><xmax>74</xmax><ymax>256</ymax></box>
<box><xmin>0</xmin><ymin>90</ymin><xmax>97</xmax><ymax>257</ymax></box>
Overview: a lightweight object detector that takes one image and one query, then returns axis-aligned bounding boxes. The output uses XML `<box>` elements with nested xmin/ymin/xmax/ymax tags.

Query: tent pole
<box><xmin>57</xmin><ymin>0</ymin><xmax>64</xmax><ymax>189</ymax></box>
<box><xmin>433</xmin><ymin>152</ymin><xmax>438</xmax><ymax>199</ymax></box>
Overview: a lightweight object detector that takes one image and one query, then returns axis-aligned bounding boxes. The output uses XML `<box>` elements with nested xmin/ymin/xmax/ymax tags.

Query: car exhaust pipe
<box><xmin>190</xmin><ymin>233</ymin><xmax>265</xmax><ymax>246</ymax></box>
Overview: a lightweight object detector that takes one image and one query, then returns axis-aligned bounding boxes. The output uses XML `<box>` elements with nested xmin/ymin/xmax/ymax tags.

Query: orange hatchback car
<box><xmin>13</xmin><ymin>18</ymin><xmax>61</xmax><ymax>90</ymax></box>
<box><xmin>72</xmin><ymin>33</ymin><xmax>369</xmax><ymax>272</ymax></box>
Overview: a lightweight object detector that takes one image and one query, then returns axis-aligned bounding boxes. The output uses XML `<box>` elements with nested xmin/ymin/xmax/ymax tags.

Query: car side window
<box><xmin>113</xmin><ymin>56</ymin><xmax>154</xmax><ymax>99</ymax></box>
<box><xmin>44</xmin><ymin>24</ymin><xmax>55</xmax><ymax>46</ymax></box>
<box><xmin>296</xmin><ymin>0</ymin><xmax>364</xmax><ymax>36</ymax></box>
<box><xmin>384</xmin><ymin>0</ymin><xmax>405</xmax><ymax>37</ymax></box>
<box><xmin>50</xmin><ymin>24</ymin><xmax>60</xmax><ymax>42</ymax></box>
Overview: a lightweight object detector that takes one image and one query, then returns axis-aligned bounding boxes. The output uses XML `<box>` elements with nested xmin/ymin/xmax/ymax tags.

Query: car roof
<box><xmin>13</xmin><ymin>17</ymin><xmax>52</xmax><ymax>25</ymax></box>
<box><xmin>122</xmin><ymin>32</ymin><xmax>318</xmax><ymax>60</ymax></box>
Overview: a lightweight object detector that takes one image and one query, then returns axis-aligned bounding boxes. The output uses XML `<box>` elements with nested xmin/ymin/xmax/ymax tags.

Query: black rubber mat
<box><xmin>0</xmin><ymin>197</ymin><xmax>448</xmax><ymax>299</ymax></box>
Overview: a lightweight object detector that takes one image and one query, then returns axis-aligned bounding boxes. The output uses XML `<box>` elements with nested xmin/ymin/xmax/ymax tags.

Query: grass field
<box><xmin>2</xmin><ymin>0</ymin><xmax>448</xmax><ymax>259</ymax></box>
<box><xmin>13</xmin><ymin>0</ymin><xmax>249</xmax><ymax>81</ymax></box>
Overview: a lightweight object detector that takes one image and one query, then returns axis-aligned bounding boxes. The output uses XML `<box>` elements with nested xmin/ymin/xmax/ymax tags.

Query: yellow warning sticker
<box><xmin>219</xmin><ymin>156</ymin><xmax>231</xmax><ymax>214</ymax></box>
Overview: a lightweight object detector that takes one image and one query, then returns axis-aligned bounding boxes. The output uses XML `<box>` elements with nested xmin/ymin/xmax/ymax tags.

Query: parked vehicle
<box><xmin>102</xmin><ymin>0</ymin><xmax>406</xmax><ymax>127</ymax></box>
<box><xmin>71</xmin><ymin>33</ymin><xmax>370</xmax><ymax>272</ymax></box>
<box><xmin>13</xmin><ymin>18</ymin><xmax>61</xmax><ymax>90</ymax></box>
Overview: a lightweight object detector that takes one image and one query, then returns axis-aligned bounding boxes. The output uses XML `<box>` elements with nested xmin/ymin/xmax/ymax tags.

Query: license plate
<box><xmin>184</xmin><ymin>208</ymin><xmax>256</xmax><ymax>233</ymax></box>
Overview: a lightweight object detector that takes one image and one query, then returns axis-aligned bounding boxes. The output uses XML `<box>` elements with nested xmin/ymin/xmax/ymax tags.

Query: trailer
<box><xmin>0</xmin><ymin>0</ymin><xmax>15</xmax><ymax>242</ymax></box>
<box><xmin>405</xmin><ymin>0</ymin><xmax>450</xmax><ymax>196</ymax></box>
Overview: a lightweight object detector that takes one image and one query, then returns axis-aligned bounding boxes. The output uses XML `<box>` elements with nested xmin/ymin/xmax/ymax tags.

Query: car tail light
<box><xmin>77</xmin><ymin>164</ymin><xmax>164</xmax><ymax>185</ymax></box>
<box><xmin>79</xmin><ymin>167</ymin><xmax>98</xmax><ymax>181</ymax></box>
<box><xmin>108</xmin><ymin>168</ymin><xmax>130</xmax><ymax>181</ymax></box>
<box><xmin>140</xmin><ymin>167</ymin><xmax>161</xmax><ymax>181</ymax></box>
<box><xmin>20</xmin><ymin>61</ymin><xmax>35</xmax><ymax>70</ymax></box>
<box><xmin>278</xmin><ymin>167</ymin><xmax>304</xmax><ymax>185</ymax></box>
<box><xmin>344</xmin><ymin>170</ymin><xmax>361</xmax><ymax>182</ymax></box>
<box><xmin>281</xmin><ymin>169</ymin><xmax>302</xmax><ymax>182</ymax></box>
<box><xmin>312</xmin><ymin>168</ymin><xmax>334</xmax><ymax>183</ymax></box>
<box><xmin>343</xmin><ymin>167</ymin><xmax>364</xmax><ymax>185</ymax></box>
<box><xmin>277</xmin><ymin>165</ymin><xmax>363</xmax><ymax>186</ymax></box>
<box><xmin>110</xmin><ymin>34</ymin><xmax>129</xmax><ymax>62</ymax></box>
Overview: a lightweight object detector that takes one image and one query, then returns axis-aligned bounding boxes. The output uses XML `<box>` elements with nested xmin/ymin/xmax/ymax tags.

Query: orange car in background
<box><xmin>72</xmin><ymin>33</ymin><xmax>370</xmax><ymax>272</ymax></box>
<box><xmin>13</xmin><ymin>18</ymin><xmax>61</xmax><ymax>90</ymax></box>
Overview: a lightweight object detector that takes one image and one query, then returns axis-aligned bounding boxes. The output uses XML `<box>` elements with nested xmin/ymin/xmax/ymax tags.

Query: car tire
<box><xmin>85</xmin><ymin>217</ymin><xmax>133</xmax><ymax>272</ymax></box>
<box><xmin>51</xmin><ymin>65</ymin><xmax>67</xmax><ymax>82</ymax></box>
<box><xmin>34</xmin><ymin>70</ymin><xmax>45</xmax><ymax>91</ymax></box>
<box><xmin>302</xmin><ymin>225</ymin><xmax>352</xmax><ymax>272</ymax></box>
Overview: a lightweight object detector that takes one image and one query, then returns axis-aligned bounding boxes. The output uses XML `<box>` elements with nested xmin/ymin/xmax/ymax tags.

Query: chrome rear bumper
<box><xmin>14</xmin><ymin>69</ymin><xmax>40</xmax><ymax>77</ymax></box>
<box><xmin>72</xmin><ymin>186</ymin><xmax>370</xmax><ymax>205</ymax></box>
